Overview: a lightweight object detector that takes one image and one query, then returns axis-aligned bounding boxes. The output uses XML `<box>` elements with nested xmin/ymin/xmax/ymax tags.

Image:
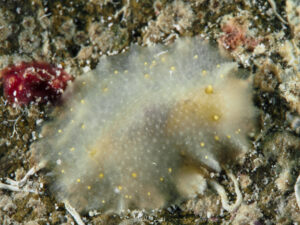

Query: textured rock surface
<box><xmin>0</xmin><ymin>0</ymin><xmax>299</xmax><ymax>224</ymax></box>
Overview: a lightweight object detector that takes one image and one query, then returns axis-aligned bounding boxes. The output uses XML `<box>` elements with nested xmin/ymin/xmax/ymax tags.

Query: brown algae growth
<box><xmin>31</xmin><ymin>37</ymin><xmax>257</xmax><ymax>213</ymax></box>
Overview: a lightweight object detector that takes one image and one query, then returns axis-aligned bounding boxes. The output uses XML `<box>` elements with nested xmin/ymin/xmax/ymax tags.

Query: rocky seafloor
<box><xmin>0</xmin><ymin>0</ymin><xmax>299</xmax><ymax>224</ymax></box>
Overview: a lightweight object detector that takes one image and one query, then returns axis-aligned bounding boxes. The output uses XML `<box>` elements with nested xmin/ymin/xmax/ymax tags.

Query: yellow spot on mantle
<box><xmin>213</xmin><ymin>115</ymin><xmax>220</xmax><ymax>121</ymax></box>
<box><xmin>58</xmin><ymin>129</ymin><xmax>62</xmax><ymax>133</ymax></box>
<box><xmin>214</xmin><ymin>135</ymin><xmax>220</xmax><ymax>141</ymax></box>
<box><xmin>118</xmin><ymin>185</ymin><xmax>123</xmax><ymax>191</ymax></box>
<box><xmin>168</xmin><ymin>168</ymin><xmax>172</xmax><ymax>173</ymax></box>
<box><xmin>77</xmin><ymin>178</ymin><xmax>81</xmax><ymax>183</ymax></box>
<box><xmin>170</xmin><ymin>66</ymin><xmax>176</xmax><ymax>71</ymax></box>
<box><xmin>217</xmin><ymin>64</ymin><xmax>221</xmax><ymax>68</ymax></box>
<box><xmin>235</xmin><ymin>129</ymin><xmax>241</xmax><ymax>134</ymax></box>
<box><xmin>193</xmin><ymin>54</ymin><xmax>198</xmax><ymax>59</ymax></box>
<box><xmin>131</xmin><ymin>172</ymin><xmax>137</xmax><ymax>178</ymax></box>
<box><xmin>70</xmin><ymin>147</ymin><xmax>75</xmax><ymax>152</ymax></box>
<box><xmin>160</xmin><ymin>177</ymin><xmax>164</xmax><ymax>182</ymax></box>
<box><xmin>144</xmin><ymin>73</ymin><xmax>150</xmax><ymax>79</ymax></box>
<box><xmin>99</xmin><ymin>173</ymin><xmax>104</xmax><ymax>179</ymax></box>
<box><xmin>80</xmin><ymin>99</ymin><xmax>85</xmax><ymax>104</ymax></box>
<box><xmin>147</xmin><ymin>192</ymin><xmax>151</xmax><ymax>196</ymax></box>
<box><xmin>200</xmin><ymin>142</ymin><xmax>205</xmax><ymax>147</ymax></box>
<box><xmin>202</xmin><ymin>70</ymin><xmax>207</xmax><ymax>76</ymax></box>
<box><xmin>81</xmin><ymin>124</ymin><xmax>85</xmax><ymax>129</ymax></box>
<box><xmin>88</xmin><ymin>148</ymin><xmax>97</xmax><ymax>157</ymax></box>
<box><xmin>102</xmin><ymin>87</ymin><xmax>108</xmax><ymax>92</ymax></box>
<box><xmin>144</xmin><ymin>62</ymin><xmax>148</xmax><ymax>66</ymax></box>
<box><xmin>227</xmin><ymin>135</ymin><xmax>231</xmax><ymax>139</ymax></box>
<box><xmin>61</xmin><ymin>169</ymin><xmax>65</xmax><ymax>174</ymax></box>
<box><xmin>87</xmin><ymin>186</ymin><xmax>91</xmax><ymax>190</ymax></box>
<box><xmin>205</xmin><ymin>85</ymin><xmax>213</xmax><ymax>94</ymax></box>
<box><xmin>114</xmin><ymin>70</ymin><xmax>119</xmax><ymax>74</ymax></box>
<box><xmin>102</xmin><ymin>200</ymin><xmax>105</xmax><ymax>203</ymax></box>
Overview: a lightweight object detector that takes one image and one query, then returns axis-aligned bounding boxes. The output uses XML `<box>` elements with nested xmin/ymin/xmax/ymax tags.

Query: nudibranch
<box><xmin>31</xmin><ymin>37</ymin><xmax>257</xmax><ymax>214</ymax></box>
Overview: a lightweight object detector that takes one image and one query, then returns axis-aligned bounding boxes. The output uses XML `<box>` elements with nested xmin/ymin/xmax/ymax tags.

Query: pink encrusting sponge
<box><xmin>31</xmin><ymin>37</ymin><xmax>257</xmax><ymax>213</ymax></box>
<box><xmin>1</xmin><ymin>61</ymin><xmax>73</xmax><ymax>105</ymax></box>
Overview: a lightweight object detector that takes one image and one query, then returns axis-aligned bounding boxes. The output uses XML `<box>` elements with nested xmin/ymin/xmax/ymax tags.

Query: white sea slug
<box><xmin>31</xmin><ymin>37</ymin><xmax>257</xmax><ymax>214</ymax></box>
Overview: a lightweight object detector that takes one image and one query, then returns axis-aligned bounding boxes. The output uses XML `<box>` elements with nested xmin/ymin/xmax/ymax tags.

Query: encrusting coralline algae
<box><xmin>31</xmin><ymin>37</ymin><xmax>257</xmax><ymax>214</ymax></box>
